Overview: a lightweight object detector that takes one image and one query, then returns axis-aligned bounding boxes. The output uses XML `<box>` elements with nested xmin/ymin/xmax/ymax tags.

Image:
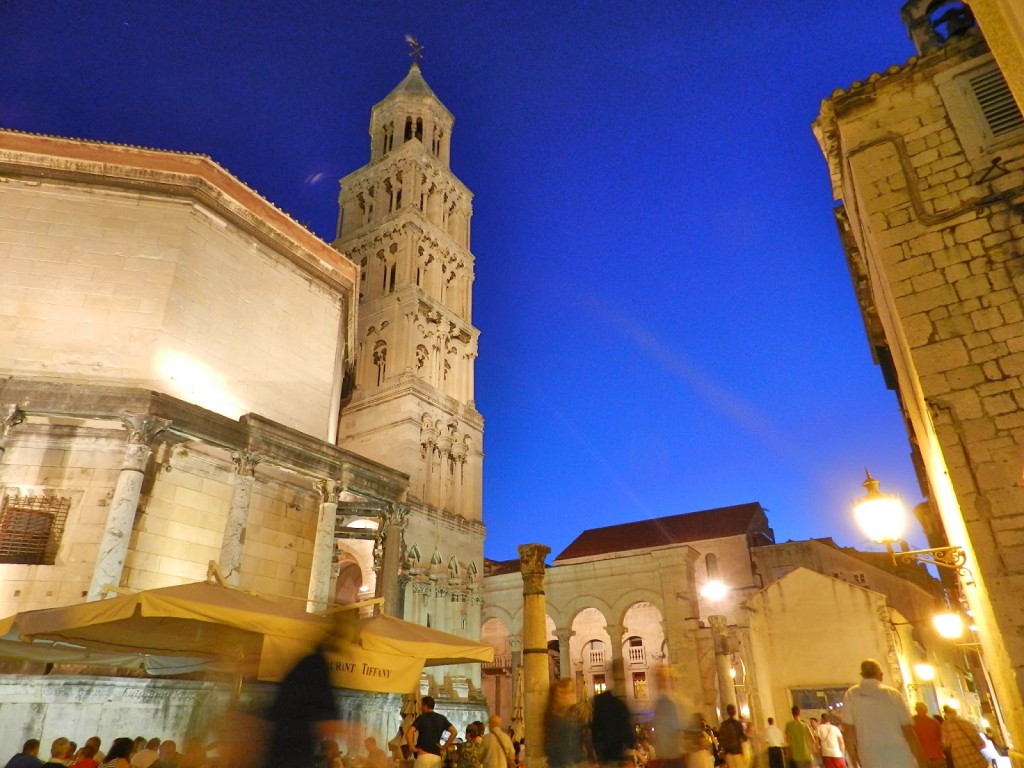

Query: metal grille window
<box><xmin>0</xmin><ymin>494</ymin><xmax>71</xmax><ymax>564</ymax></box>
<box><xmin>968</xmin><ymin>68</ymin><xmax>1024</xmax><ymax>139</ymax></box>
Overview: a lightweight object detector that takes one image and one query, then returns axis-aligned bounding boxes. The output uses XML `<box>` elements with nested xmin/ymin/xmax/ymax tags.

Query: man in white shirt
<box><xmin>764</xmin><ymin>717</ymin><xmax>786</xmax><ymax>768</ymax></box>
<box><xmin>842</xmin><ymin>659</ymin><xmax>926</xmax><ymax>768</ymax></box>
<box><xmin>481</xmin><ymin>715</ymin><xmax>516</xmax><ymax>768</ymax></box>
<box><xmin>817</xmin><ymin>713</ymin><xmax>846</xmax><ymax>768</ymax></box>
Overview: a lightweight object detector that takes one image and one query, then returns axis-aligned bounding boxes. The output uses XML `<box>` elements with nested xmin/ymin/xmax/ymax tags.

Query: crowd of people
<box><xmin>4</xmin><ymin>736</ymin><xmax>209</xmax><ymax>768</ymax></box>
<box><xmin>7</xmin><ymin>657</ymin><xmax>1005</xmax><ymax>768</ymax></box>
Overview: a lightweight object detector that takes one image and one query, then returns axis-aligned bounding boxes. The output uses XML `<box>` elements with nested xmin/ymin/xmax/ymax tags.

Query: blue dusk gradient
<box><xmin>1</xmin><ymin>1</ymin><xmax>928</xmax><ymax>561</ymax></box>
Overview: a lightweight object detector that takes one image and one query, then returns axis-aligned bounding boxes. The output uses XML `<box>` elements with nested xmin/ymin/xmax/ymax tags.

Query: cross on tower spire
<box><xmin>404</xmin><ymin>34</ymin><xmax>424</xmax><ymax>62</ymax></box>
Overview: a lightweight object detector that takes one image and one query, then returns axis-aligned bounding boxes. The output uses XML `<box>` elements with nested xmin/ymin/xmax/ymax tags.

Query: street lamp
<box><xmin>853</xmin><ymin>471</ymin><xmax>969</xmax><ymax>577</ymax></box>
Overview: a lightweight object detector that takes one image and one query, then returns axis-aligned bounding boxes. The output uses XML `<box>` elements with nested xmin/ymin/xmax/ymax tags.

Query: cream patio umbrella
<box><xmin>5</xmin><ymin>578</ymin><xmax>327</xmax><ymax>677</ymax></box>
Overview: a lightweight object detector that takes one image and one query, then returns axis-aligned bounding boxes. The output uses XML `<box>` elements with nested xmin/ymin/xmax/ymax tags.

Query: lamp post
<box><xmin>852</xmin><ymin>470</ymin><xmax>970</xmax><ymax>578</ymax></box>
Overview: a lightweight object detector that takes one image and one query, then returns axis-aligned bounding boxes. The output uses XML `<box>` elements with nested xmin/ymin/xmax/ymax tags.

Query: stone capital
<box><xmin>554</xmin><ymin>627</ymin><xmax>575</xmax><ymax>644</ymax></box>
<box><xmin>120</xmin><ymin>411</ymin><xmax>170</xmax><ymax>446</ymax></box>
<box><xmin>231</xmin><ymin>450</ymin><xmax>262</xmax><ymax>477</ymax></box>
<box><xmin>1</xmin><ymin>404</ymin><xmax>25</xmax><ymax>439</ymax></box>
<box><xmin>517</xmin><ymin>543</ymin><xmax>550</xmax><ymax>595</ymax></box>
<box><xmin>380</xmin><ymin>501</ymin><xmax>410</xmax><ymax>533</ymax></box>
<box><xmin>315</xmin><ymin>479</ymin><xmax>341</xmax><ymax>503</ymax></box>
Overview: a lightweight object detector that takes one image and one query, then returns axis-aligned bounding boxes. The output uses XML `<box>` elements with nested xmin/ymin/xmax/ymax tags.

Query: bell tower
<box><xmin>333</xmin><ymin>60</ymin><xmax>484</xmax><ymax>648</ymax></box>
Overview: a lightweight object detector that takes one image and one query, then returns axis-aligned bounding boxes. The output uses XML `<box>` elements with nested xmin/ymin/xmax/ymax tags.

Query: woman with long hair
<box><xmin>99</xmin><ymin>739</ymin><xmax>133</xmax><ymax>768</ymax></box>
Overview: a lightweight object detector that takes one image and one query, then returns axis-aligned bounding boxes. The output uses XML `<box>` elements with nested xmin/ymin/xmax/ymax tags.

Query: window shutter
<box><xmin>969</xmin><ymin>68</ymin><xmax>1024</xmax><ymax>138</ymax></box>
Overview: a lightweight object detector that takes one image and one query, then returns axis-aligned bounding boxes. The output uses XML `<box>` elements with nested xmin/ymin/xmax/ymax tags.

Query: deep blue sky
<box><xmin>2</xmin><ymin>2</ymin><xmax>929</xmax><ymax>562</ymax></box>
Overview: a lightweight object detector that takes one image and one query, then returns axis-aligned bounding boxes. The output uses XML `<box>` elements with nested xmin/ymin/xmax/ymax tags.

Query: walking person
<box><xmin>481</xmin><ymin>716</ymin><xmax>516</xmax><ymax>768</ymax></box>
<box><xmin>651</xmin><ymin>666</ymin><xmax>687</xmax><ymax>768</ymax></box>
<box><xmin>912</xmin><ymin>703</ymin><xmax>946</xmax><ymax>768</ymax></box>
<box><xmin>785</xmin><ymin>707</ymin><xmax>816</xmax><ymax>768</ymax></box>
<box><xmin>940</xmin><ymin>706</ymin><xmax>987</xmax><ymax>768</ymax></box>
<box><xmin>816</xmin><ymin>713</ymin><xmax>846</xmax><ymax>768</ymax></box>
<box><xmin>765</xmin><ymin>718</ymin><xmax>786</xmax><ymax>768</ymax></box>
<box><xmin>842</xmin><ymin>659</ymin><xmax>926</xmax><ymax>768</ymax></box>
<box><xmin>408</xmin><ymin>695</ymin><xmax>458</xmax><ymax>768</ymax></box>
<box><xmin>544</xmin><ymin>679</ymin><xmax>585</xmax><ymax>768</ymax></box>
<box><xmin>718</xmin><ymin>705</ymin><xmax>748</xmax><ymax>768</ymax></box>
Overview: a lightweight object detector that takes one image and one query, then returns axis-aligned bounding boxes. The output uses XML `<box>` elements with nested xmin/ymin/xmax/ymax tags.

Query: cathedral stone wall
<box><xmin>0</xmin><ymin>177</ymin><xmax>344</xmax><ymax>440</ymax></box>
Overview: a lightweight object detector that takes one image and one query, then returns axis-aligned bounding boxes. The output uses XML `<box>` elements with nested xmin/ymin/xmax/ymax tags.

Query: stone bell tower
<box><xmin>333</xmin><ymin>60</ymin><xmax>485</xmax><ymax>662</ymax></box>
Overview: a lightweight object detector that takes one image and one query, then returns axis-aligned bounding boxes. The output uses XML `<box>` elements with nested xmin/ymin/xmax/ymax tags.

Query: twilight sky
<box><xmin>2</xmin><ymin>1</ymin><xmax>930</xmax><ymax>562</ymax></box>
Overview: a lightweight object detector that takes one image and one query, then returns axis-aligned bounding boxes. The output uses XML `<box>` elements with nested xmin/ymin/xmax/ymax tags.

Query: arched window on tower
<box><xmin>415</xmin><ymin>117</ymin><xmax>424</xmax><ymax>141</ymax></box>
<box><xmin>372</xmin><ymin>341</ymin><xmax>387</xmax><ymax>385</ymax></box>
<box><xmin>404</xmin><ymin>117</ymin><xmax>413</xmax><ymax>142</ymax></box>
<box><xmin>388</xmin><ymin>263</ymin><xmax>397</xmax><ymax>293</ymax></box>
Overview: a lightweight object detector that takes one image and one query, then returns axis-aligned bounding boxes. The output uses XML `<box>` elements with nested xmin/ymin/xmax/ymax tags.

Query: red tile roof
<box><xmin>554</xmin><ymin>502</ymin><xmax>770</xmax><ymax>561</ymax></box>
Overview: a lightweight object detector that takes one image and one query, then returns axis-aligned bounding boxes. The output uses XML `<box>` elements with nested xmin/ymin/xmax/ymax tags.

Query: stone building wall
<box><xmin>0</xmin><ymin>175</ymin><xmax>345</xmax><ymax>440</ymax></box>
<box><xmin>814</xmin><ymin>21</ymin><xmax>1024</xmax><ymax>751</ymax></box>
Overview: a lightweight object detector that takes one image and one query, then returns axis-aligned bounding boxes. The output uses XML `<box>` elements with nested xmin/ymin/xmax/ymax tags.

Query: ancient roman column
<box><xmin>87</xmin><ymin>411</ymin><xmax>170</xmax><ymax>601</ymax></box>
<box><xmin>554</xmin><ymin>627</ymin><xmax>574</xmax><ymax>680</ymax></box>
<box><xmin>605</xmin><ymin>622</ymin><xmax>626</xmax><ymax>694</ymax></box>
<box><xmin>518</xmin><ymin>543</ymin><xmax>551</xmax><ymax>768</ymax></box>
<box><xmin>709</xmin><ymin>614</ymin><xmax>738</xmax><ymax>714</ymax></box>
<box><xmin>307</xmin><ymin>479</ymin><xmax>340</xmax><ymax>612</ymax></box>
<box><xmin>217</xmin><ymin>451</ymin><xmax>261</xmax><ymax>587</ymax></box>
<box><xmin>0</xmin><ymin>404</ymin><xmax>25</xmax><ymax>465</ymax></box>
<box><xmin>374</xmin><ymin>502</ymin><xmax>409</xmax><ymax>616</ymax></box>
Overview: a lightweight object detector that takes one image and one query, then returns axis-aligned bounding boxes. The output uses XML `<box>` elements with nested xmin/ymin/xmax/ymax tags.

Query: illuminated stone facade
<box><xmin>814</xmin><ymin>2</ymin><xmax>1024</xmax><ymax>756</ymax></box>
<box><xmin>333</xmin><ymin>63</ymin><xmax>486</xmax><ymax>695</ymax></box>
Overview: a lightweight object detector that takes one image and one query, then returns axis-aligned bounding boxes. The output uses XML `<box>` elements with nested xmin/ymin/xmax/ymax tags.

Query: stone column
<box><xmin>0</xmin><ymin>404</ymin><xmax>25</xmax><ymax>465</ymax></box>
<box><xmin>307</xmin><ymin>480</ymin><xmax>340</xmax><ymax>612</ymax></box>
<box><xmin>709</xmin><ymin>615</ymin><xmax>738</xmax><ymax>715</ymax></box>
<box><xmin>605</xmin><ymin>622</ymin><xmax>625</xmax><ymax>694</ymax></box>
<box><xmin>555</xmin><ymin>627</ymin><xmax>574</xmax><ymax>680</ymax></box>
<box><xmin>374</xmin><ymin>502</ymin><xmax>409</xmax><ymax>617</ymax></box>
<box><xmin>87</xmin><ymin>412</ymin><xmax>170</xmax><ymax>601</ymax></box>
<box><xmin>218</xmin><ymin>451</ymin><xmax>261</xmax><ymax>587</ymax></box>
<box><xmin>519</xmin><ymin>543</ymin><xmax>551</xmax><ymax>768</ymax></box>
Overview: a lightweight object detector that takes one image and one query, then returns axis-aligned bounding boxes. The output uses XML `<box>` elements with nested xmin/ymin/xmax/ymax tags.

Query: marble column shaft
<box><xmin>709</xmin><ymin>614</ymin><xmax>738</xmax><ymax>715</ymax></box>
<box><xmin>555</xmin><ymin>628</ymin><xmax>573</xmax><ymax>680</ymax></box>
<box><xmin>307</xmin><ymin>480</ymin><xmax>339</xmax><ymax>612</ymax></box>
<box><xmin>218</xmin><ymin>451</ymin><xmax>261</xmax><ymax>587</ymax></box>
<box><xmin>605</xmin><ymin>622</ymin><xmax>625</xmax><ymax>694</ymax></box>
<box><xmin>87</xmin><ymin>412</ymin><xmax>169</xmax><ymax>601</ymax></box>
<box><xmin>375</xmin><ymin>503</ymin><xmax>409</xmax><ymax>617</ymax></box>
<box><xmin>519</xmin><ymin>543</ymin><xmax>551</xmax><ymax>768</ymax></box>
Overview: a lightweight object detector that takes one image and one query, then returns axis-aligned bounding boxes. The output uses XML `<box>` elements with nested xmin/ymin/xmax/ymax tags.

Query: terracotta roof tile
<box><xmin>554</xmin><ymin>502</ymin><xmax>769</xmax><ymax>561</ymax></box>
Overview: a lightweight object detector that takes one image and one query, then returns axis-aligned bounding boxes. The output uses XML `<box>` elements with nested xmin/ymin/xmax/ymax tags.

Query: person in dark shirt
<box><xmin>407</xmin><ymin>696</ymin><xmax>458</xmax><ymax>768</ymax></box>
<box><xmin>717</xmin><ymin>705</ymin><xmax>748</xmax><ymax>767</ymax></box>
<box><xmin>590</xmin><ymin>690</ymin><xmax>635</xmax><ymax>767</ymax></box>
<box><xmin>263</xmin><ymin>644</ymin><xmax>341</xmax><ymax>768</ymax></box>
<box><xmin>5</xmin><ymin>740</ymin><xmax>43</xmax><ymax>768</ymax></box>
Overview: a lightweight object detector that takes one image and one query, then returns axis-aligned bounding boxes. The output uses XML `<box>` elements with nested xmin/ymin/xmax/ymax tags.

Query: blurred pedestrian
<box><xmin>913</xmin><ymin>703</ymin><xmax>946</xmax><ymax>768</ymax></box>
<box><xmin>41</xmin><ymin>739</ymin><xmax>71</xmax><ymax>768</ymax></box>
<box><xmin>940</xmin><ymin>706</ymin><xmax>987</xmax><ymax>768</ymax></box>
<box><xmin>544</xmin><ymin>679</ymin><xmax>585</xmax><ymax>768</ymax></box>
<box><xmin>651</xmin><ymin>667</ymin><xmax>686</xmax><ymax>768</ymax></box>
<box><xmin>785</xmin><ymin>707</ymin><xmax>815</xmax><ymax>768</ymax></box>
<box><xmin>591</xmin><ymin>690</ymin><xmax>634</xmax><ymax>767</ymax></box>
<box><xmin>842</xmin><ymin>659</ymin><xmax>925</xmax><ymax>768</ymax></box>
<box><xmin>718</xmin><ymin>705</ymin><xmax>747</xmax><ymax>768</ymax></box>
<box><xmin>817</xmin><ymin>713</ymin><xmax>845</xmax><ymax>768</ymax></box>
<box><xmin>765</xmin><ymin>718</ymin><xmax>785</xmax><ymax>768</ymax></box>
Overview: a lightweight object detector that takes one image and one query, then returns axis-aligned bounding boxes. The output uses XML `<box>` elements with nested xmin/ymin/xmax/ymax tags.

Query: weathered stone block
<box><xmin>913</xmin><ymin>337</ymin><xmax>968</xmax><ymax>374</ymax></box>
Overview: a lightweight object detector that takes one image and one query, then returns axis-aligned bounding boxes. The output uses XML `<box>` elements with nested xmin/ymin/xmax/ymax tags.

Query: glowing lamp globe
<box><xmin>853</xmin><ymin>471</ymin><xmax>907</xmax><ymax>544</ymax></box>
<box><xmin>913</xmin><ymin>663</ymin><xmax>936</xmax><ymax>681</ymax></box>
<box><xmin>933</xmin><ymin>612</ymin><xmax>965</xmax><ymax>639</ymax></box>
<box><xmin>700</xmin><ymin>580</ymin><xmax>729</xmax><ymax>601</ymax></box>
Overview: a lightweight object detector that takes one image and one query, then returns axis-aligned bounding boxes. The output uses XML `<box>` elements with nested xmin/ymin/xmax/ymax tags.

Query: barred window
<box><xmin>0</xmin><ymin>494</ymin><xmax>71</xmax><ymax>565</ymax></box>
